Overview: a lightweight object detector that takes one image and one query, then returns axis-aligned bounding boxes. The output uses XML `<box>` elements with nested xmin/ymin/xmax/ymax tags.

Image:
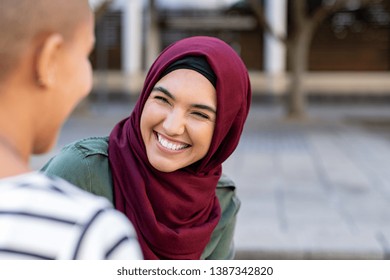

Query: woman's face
<box><xmin>140</xmin><ymin>69</ymin><xmax>217</xmax><ymax>172</ymax></box>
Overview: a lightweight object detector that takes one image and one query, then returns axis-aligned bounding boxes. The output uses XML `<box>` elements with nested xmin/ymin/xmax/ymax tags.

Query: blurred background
<box><xmin>88</xmin><ymin>0</ymin><xmax>390</xmax><ymax>113</ymax></box>
<box><xmin>33</xmin><ymin>0</ymin><xmax>390</xmax><ymax>259</ymax></box>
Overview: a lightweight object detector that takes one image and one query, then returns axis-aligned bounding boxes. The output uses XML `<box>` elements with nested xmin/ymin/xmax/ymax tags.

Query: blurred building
<box><xmin>309</xmin><ymin>1</ymin><xmax>390</xmax><ymax>71</ymax></box>
<box><xmin>90</xmin><ymin>0</ymin><xmax>390</xmax><ymax>95</ymax></box>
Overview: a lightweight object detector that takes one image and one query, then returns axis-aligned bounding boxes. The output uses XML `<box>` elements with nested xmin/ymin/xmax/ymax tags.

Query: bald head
<box><xmin>0</xmin><ymin>0</ymin><xmax>92</xmax><ymax>82</ymax></box>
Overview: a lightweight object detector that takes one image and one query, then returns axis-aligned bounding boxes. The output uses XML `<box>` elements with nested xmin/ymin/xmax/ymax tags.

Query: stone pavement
<box><xmin>30</xmin><ymin>100</ymin><xmax>390</xmax><ymax>259</ymax></box>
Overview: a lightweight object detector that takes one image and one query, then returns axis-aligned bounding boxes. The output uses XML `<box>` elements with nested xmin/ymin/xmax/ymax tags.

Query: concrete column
<box><xmin>122</xmin><ymin>0</ymin><xmax>142</xmax><ymax>74</ymax></box>
<box><xmin>146</xmin><ymin>0</ymin><xmax>161</xmax><ymax>69</ymax></box>
<box><xmin>264</xmin><ymin>0</ymin><xmax>287</xmax><ymax>94</ymax></box>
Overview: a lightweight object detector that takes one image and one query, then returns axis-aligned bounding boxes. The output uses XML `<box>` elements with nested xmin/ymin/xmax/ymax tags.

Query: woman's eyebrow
<box><xmin>153</xmin><ymin>86</ymin><xmax>175</xmax><ymax>100</ymax></box>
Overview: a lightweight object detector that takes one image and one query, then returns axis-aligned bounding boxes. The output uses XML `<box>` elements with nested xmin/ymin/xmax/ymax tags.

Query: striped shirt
<box><xmin>0</xmin><ymin>172</ymin><xmax>142</xmax><ymax>260</ymax></box>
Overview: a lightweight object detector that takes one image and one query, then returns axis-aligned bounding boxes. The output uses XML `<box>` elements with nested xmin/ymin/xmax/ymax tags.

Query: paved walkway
<box><xmin>31</xmin><ymin>100</ymin><xmax>390</xmax><ymax>259</ymax></box>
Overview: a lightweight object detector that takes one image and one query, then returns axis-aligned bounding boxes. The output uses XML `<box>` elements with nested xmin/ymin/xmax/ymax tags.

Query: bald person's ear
<box><xmin>35</xmin><ymin>33</ymin><xmax>64</xmax><ymax>88</ymax></box>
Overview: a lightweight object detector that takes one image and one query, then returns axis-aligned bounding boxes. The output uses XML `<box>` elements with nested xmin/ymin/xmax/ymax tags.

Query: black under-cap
<box><xmin>161</xmin><ymin>56</ymin><xmax>217</xmax><ymax>88</ymax></box>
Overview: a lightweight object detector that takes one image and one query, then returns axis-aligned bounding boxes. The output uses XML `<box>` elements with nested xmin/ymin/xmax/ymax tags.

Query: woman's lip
<box><xmin>154</xmin><ymin>131</ymin><xmax>191</xmax><ymax>147</ymax></box>
<box><xmin>153</xmin><ymin>132</ymin><xmax>191</xmax><ymax>153</ymax></box>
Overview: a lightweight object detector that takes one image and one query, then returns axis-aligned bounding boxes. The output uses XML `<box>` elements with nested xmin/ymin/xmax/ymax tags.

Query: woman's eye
<box><xmin>154</xmin><ymin>95</ymin><xmax>170</xmax><ymax>104</ymax></box>
<box><xmin>192</xmin><ymin>111</ymin><xmax>210</xmax><ymax>120</ymax></box>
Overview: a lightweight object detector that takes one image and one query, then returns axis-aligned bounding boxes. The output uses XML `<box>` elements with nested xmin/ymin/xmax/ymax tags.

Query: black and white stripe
<box><xmin>0</xmin><ymin>172</ymin><xmax>142</xmax><ymax>260</ymax></box>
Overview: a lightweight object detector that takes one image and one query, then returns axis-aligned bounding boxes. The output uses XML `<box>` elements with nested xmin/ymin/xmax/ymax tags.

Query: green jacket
<box><xmin>41</xmin><ymin>137</ymin><xmax>240</xmax><ymax>260</ymax></box>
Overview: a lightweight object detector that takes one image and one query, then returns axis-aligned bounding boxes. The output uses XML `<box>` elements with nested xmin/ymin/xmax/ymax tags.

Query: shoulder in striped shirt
<box><xmin>0</xmin><ymin>172</ymin><xmax>142</xmax><ymax>260</ymax></box>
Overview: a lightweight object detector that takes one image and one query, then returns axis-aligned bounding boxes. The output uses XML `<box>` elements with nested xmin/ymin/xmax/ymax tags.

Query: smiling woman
<box><xmin>41</xmin><ymin>36</ymin><xmax>251</xmax><ymax>260</ymax></box>
<box><xmin>141</xmin><ymin>68</ymin><xmax>216</xmax><ymax>172</ymax></box>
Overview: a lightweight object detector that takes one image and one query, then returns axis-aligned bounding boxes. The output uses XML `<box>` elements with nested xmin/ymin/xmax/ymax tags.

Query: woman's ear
<box><xmin>35</xmin><ymin>33</ymin><xmax>64</xmax><ymax>88</ymax></box>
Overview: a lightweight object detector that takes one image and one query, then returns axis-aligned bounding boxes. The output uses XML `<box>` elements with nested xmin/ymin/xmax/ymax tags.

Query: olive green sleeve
<box><xmin>40</xmin><ymin>142</ymin><xmax>114</xmax><ymax>203</ymax></box>
<box><xmin>202</xmin><ymin>174</ymin><xmax>241</xmax><ymax>260</ymax></box>
<box><xmin>43</xmin><ymin>142</ymin><xmax>240</xmax><ymax>260</ymax></box>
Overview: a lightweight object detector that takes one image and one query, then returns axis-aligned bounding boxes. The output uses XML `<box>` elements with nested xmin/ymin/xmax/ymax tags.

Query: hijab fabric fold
<box><xmin>108</xmin><ymin>36</ymin><xmax>251</xmax><ymax>259</ymax></box>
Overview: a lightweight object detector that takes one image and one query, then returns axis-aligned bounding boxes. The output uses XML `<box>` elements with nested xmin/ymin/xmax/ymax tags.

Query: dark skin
<box><xmin>0</xmin><ymin>0</ymin><xmax>93</xmax><ymax>178</ymax></box>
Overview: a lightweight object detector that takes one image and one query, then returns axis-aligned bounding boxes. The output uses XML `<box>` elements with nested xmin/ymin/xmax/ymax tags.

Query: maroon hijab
<box><xmin>108</xmin><ymin>36</ymin><xmax>251</xmax><ymax>259</ymax></box>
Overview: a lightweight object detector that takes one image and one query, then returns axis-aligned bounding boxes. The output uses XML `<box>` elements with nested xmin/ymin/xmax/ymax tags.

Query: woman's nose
<box><xmin>162</xmin><ymin>109</ymin><xmax>185</xmax><ymax>136</ymax></box>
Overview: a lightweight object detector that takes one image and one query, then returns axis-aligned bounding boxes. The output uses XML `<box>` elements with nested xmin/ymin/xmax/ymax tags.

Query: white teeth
<box><xmin>157</xmin><ymin>133</ymin><xmax>188</xmax><ymax>151</ymax></box>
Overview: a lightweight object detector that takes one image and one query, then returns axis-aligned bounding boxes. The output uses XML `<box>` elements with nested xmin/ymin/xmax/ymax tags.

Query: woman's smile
<box><xmin>155</xmin><ymin>132</ymin><xmax>190</xmax><ymax>152</ymax></box>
